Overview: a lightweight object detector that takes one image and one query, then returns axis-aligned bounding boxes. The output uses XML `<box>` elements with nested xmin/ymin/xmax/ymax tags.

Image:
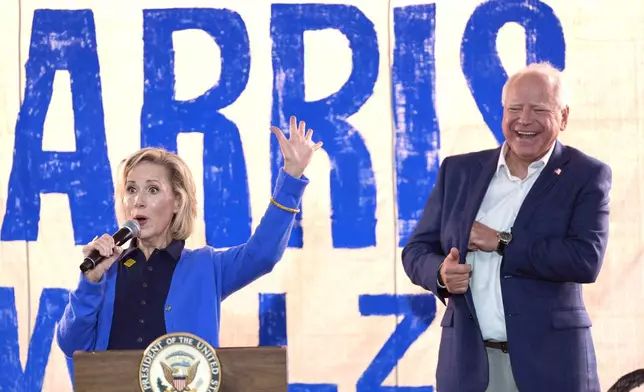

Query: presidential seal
<box><xmin>139</xmin><ymin>332</ymin><xmax>222</xmax><ymax>392</ymax></box>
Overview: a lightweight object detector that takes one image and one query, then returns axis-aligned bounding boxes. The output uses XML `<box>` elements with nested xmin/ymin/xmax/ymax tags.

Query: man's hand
<box><xmin>439</xmin><ymin>248</ymin><xmax>472</xmax><ymax>294</ymax></box>
<box><xmin>469</xmin><ymin>221</ymin><xmax>499</xmax><ymax>252</ymax></box>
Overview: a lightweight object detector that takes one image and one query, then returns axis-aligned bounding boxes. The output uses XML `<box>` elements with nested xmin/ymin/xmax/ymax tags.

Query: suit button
<box><xmin>469</xmin><ymin>314</ymin><xmax>474</xmax><ymax>320</ymax></box>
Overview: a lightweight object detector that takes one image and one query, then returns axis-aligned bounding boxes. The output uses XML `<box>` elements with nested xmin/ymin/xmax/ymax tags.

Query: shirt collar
<box><xmin>164</xmin><ymin>239</ymin><xmax>185</xmax><ymax>261</ymax></box>
<box><xmin>496</xmin><ymin>140</ymin><xmax>556</xmax><ymax>176</ymax></box>
<box><xmin>124</xmin><ymin>238</ymin><xmax>185</xmax><ymax>262</ymax></box>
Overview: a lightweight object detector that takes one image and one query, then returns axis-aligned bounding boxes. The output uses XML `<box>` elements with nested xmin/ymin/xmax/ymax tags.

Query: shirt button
<box><xmin>142</xmin><ymin>282</ymin><xmax>148</xmax><ymax>288</ymax></box>
<box><xmin>165</xmin><ymin>305</ymin><xmax>172</xmax><ymax>311</ymax></box>
<box><xmin>136</xmin><ymin>337</ymin><xmax>143</xmax><ymax>343</ymax></box>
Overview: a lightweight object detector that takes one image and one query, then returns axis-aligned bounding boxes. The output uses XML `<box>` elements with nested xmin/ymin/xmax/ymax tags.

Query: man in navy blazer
<box><xmin>402</xmin><ymin>62</ymin><xmax>611</xmax><ymax>392</ymax></box>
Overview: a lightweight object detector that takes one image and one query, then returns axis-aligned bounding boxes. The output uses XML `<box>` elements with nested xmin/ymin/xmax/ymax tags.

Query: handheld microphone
<box><xmin>79</xmin><ymin>219</ymin><xmax>141</xmax><ymax>273</ymax></box>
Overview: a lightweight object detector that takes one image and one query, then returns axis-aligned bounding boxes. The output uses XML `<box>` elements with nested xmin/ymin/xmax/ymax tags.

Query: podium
<box><xmin>73</xmin><ymin>346</ymin><xmax>288</xmax><ymax>391</ymax></box>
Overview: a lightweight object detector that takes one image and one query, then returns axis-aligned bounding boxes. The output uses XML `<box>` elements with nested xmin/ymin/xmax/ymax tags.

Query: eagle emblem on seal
<box><xmin>138</xmin><ymin>333</ymin><xmax>221</xmax><ymax>392</ymax></box>
<box><xmin>160</xmin><ymin>360</ymin><xmax>200</xmax><ymax>392</ymax></box>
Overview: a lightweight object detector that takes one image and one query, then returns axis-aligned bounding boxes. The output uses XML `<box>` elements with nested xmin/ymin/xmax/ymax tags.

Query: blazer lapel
<box><xmin>512</xmin><ymin>140</ymin><xmax>570</xmax><ymax>229</ymax></box>
<box><xmin>459</xmin><ymin>148</ymin><xmax>501</xmax><ymax>257</ymax></box>
<box><xmin>457</xmin><ymin>148</ymin><xmax>500</xmax><ymax>323</ymax></box>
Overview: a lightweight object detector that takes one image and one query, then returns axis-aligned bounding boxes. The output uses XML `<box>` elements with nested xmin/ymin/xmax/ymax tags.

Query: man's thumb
<box><xmin>447</xmin><ymin>247</ymin><xmax>460</xmax><ymax>262</ymax></box>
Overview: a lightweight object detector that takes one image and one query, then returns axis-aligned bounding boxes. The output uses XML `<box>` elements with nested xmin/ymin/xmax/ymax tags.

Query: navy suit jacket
<box><xmin>402</xmin><ymin>141</ymin><xmax>612</xmax><ymax>392</ymax></box>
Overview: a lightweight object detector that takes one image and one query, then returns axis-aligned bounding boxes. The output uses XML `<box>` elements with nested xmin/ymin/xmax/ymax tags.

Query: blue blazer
<box><xmin>402</xmin><ymin>141</ymin><xmax>612</xmax><ymax>392</ymax></box>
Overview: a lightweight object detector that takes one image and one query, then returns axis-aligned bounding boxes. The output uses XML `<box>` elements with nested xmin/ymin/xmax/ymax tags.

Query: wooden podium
<box><xmin>73</xmin><ymin>346</ymin><xmax>287</xmax><ymax>392</ymax></box>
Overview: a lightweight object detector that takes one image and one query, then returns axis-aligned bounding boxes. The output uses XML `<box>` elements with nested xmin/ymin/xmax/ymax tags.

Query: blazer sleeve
<box><xmin>401</xmin><ymin>157</ymin><xmax>451</xmax><ymax>305</ymax></box>
<box><xmin>216</xmin><ymin>168</ymin><xmax>308</xmax><ymax>299</ymax></box>
<box><xmin>56</xmin><ymin>273</ymin><xmax>105</xmax><ymax>358</ymax></box>
<box><xmin>503</xmin><ymin>162</ymin><xmax>612</xmax><ymax>283</ymax></box>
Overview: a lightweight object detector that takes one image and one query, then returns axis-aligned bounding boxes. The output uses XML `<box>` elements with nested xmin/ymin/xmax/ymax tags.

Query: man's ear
<box><xmin>560</xmin><ymin>106</ymin><xmax>570</xmax><ymax>131</ymax></box>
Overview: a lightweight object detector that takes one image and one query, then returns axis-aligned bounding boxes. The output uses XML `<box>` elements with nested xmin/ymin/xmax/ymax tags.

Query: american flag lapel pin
<box><xmin>554</xmin><ymin>168</ymin><xmax>562</xmax><ymax>175</ymax></box>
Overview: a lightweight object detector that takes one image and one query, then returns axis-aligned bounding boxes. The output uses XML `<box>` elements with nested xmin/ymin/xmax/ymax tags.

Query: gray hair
<box><xmin>501</xmin><ymin>62</ymin><xmax>569</xmax><ymax>109</ymax></box>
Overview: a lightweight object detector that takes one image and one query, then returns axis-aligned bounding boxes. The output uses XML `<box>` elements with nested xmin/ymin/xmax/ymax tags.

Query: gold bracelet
<box><xmin>270</xmin><ymin>197</ymin><xmax>300</xmax><ymax>213</ymax></box>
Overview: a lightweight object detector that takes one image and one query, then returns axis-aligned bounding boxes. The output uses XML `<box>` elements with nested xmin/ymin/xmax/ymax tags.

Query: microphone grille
<box><xmin>123</xmin><ymin>219</ymin><xmax>141</xmax><ymax>238</ymax></box>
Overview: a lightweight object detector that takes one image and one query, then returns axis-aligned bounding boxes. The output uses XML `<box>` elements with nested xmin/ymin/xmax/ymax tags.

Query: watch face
<box><xmin>499</xmin><ymin>232</ymin><xmax>512</xmax><ymax>242</ymax></box>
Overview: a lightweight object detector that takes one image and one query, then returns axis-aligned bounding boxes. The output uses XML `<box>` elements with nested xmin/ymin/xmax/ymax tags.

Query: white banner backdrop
<box><xmin>0</xmin><ymin>0</ymin><xmax>643</xmax><ymax>391</ymax></box>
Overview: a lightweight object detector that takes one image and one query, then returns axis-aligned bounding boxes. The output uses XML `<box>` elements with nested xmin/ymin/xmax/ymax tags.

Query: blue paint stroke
<box><xmin>258</xmin><ymin>292</ymin><xmax>339</xmax><ymax>391</ymax></box>
<box><xmin>270</xmin><ymin>4</ymin><xmax>379</xmax><ymax>248</ymax></box>
<box><xmin>392</xmin><ymin>4</ymin><xmax>440</xmax><ymax>247</ymax></box>
<box><xmin>290</xmin><ymin>384</ymin><xmax>338</xmax><ymax>392</ymax></box>
<box><xmin>142</xmin><ymin>8</ymin><xmax>252</xmax><ymax>247</ymax></box>
<box><xmin>259</xmin><ymin>293</ymin><xmax>287</xmax><ymax>347</ymax></box>
<box><xmin>1</xmin><ymin>9</ymin><xmax>116</xmax><ymax>244</ymax></box>
<box><xmin>461</xmin><ymin>0</ymin><xmax>566</xmax><ymax>144</ymax></box>
<box><xmin>0</xmin><ymin>287</ymin><xmax>70</xmax><ymax>391</ymax></box>
<box><xmin>357</xmin><ymin>294</ymin><xmax>436</xmax><ymax>391</ymax></box>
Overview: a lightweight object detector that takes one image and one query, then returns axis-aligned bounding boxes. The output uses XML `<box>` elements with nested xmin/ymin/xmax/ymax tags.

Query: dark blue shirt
<box><xmin>107</xmin><ymin>239</ymin><xmax>184</xmax><ymax>350</ymax></box>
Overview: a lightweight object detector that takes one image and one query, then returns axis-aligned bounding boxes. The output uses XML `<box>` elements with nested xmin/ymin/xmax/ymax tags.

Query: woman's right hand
<box><xmin>82</xmin><ymin>234</ymin><xmax>123</xmax><ymax>283</ymax></box>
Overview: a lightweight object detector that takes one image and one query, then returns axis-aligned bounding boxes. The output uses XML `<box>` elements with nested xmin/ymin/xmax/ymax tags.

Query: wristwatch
<box><xmin>496</xmin><ymin>231</ymin><xmax>512</xmax><ymax>255</ymax></box>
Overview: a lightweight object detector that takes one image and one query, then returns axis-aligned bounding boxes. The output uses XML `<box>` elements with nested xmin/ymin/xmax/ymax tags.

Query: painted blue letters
<box><xmin>270</xmin><ymin>4</ymin><xmax>379</xmax><ymax>248</ymax></box>
<box><xmin>1</xmin><ymin>10</ymin><xmax>116</xmax><ymax>244</ymax></box>
<box><xmin>357</xmin><ymin>294</ymin><xmax>436</xmax><ymax>391</ymax></box>
<box><xmin>258</xmin><ymin>293</ymin><xmax>339</xmax><ymax>391</ymax></box>
<box><xmin>0</xmin><ymin>287</ymin><xmax>70</xmax><ymax>391</ymax></box>
<box><xmin>461</xmin><ymin>0</ymin><xmax>566</xmax><ymax>143</ymax></box>
<box><xmin>0</xmin><ymin>4</ymin><xmax>573</xmax><ymax>392</ymax></box>
<box><xmin>142</xmin><ymin>8</ymin><xmax>252</xmax><ymax>247</ymax></box>
<box><xmin>392</xmin><ymin>5</ymin><xmax>440</xmax><ymax>247</ymax></box>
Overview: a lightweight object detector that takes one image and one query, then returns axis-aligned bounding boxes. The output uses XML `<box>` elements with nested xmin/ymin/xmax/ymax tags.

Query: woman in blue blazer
<box><xmin>56</xmin><ymin>116</ymin><xmax>322</xmax><ymax>357</ymax></box>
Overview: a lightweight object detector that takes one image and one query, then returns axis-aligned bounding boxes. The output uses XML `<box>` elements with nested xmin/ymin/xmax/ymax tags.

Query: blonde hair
<box><xmin>501</xmin><ymin>62</ymin><xmax>569</xmax><ymax>109</ymax></box>
<box><xmin>114</xmin><ymin>147</ymin><xmax>197</xmax><ymax>241</ymax></box>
